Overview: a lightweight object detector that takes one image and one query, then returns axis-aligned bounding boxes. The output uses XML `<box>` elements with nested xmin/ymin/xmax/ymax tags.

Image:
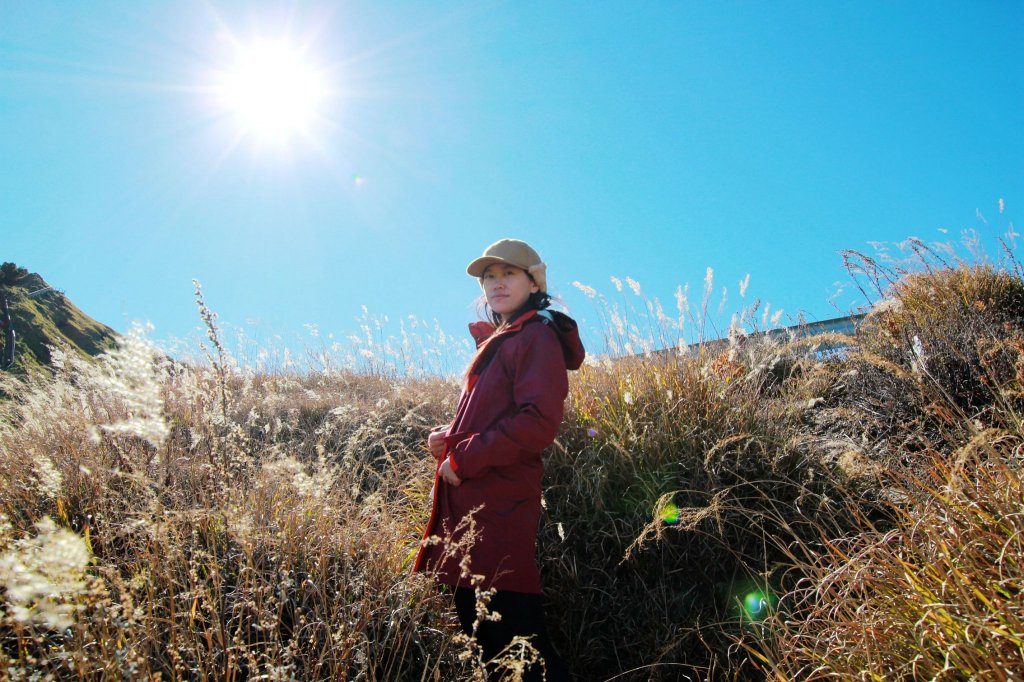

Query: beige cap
<box><xmin>467</xmin><ymin>238</ymin><xmax>547</xmax><ymax>292</ymax></box>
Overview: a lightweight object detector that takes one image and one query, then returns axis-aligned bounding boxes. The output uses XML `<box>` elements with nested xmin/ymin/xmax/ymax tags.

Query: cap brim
<box><xmin>467</xmin><ymin>256</ymin><xmax>516</xmax><ymax>277</ymax></box>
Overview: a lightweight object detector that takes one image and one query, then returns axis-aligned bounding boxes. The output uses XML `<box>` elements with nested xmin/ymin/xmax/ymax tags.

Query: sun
<box><xmin>214</xmin><ymin>39</ymin><xmax>328</xmax><ymax>143</ymax></box>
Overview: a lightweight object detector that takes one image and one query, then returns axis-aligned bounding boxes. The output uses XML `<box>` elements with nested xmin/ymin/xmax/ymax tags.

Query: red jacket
<box><xmin>413</xmin><ymin>309</ymin><xmax>585</xmax><ymax>593</ymax></box>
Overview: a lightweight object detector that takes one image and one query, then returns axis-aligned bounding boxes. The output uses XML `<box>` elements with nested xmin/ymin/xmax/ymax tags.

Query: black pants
<box><xmin>453</xmin><ymin>587</ymin><xmax>570</xmax><ymax>681</ymax></box>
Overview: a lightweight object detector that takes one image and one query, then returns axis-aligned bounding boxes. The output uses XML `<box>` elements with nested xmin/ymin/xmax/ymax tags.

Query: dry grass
<box><xmin>0</xmin><ymin>316</ymin><xmax>472</xmax><ymax>679</ymax></box>
<box><xmin>3</xmin><ymin>244</ymin><xmax>1024</xmax><ymax>680</ymax></box>
<box><xmin>750</xmin><ymin>243</ymin><xmax>1024</xmax><ymax>680</ymax></box>
<box><xmin>761</xmin><ymin>449</ymin><xmax>1024</xmax><ymax>680</ymax></box>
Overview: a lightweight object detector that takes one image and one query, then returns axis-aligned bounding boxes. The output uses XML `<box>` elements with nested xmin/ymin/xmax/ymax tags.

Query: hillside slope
<box><xmin>1</xmin><ymin>262</ymin><xmax>119</xmax><ymax>373</ymax></box>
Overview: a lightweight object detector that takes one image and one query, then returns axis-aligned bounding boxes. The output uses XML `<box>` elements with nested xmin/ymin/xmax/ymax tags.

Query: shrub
<box><xmin>761</xmin><ymin>445</ymin><xmax>1024</xmax><ymax>680</ymax></box>
<box><xmin>807</xmin><ymin>252</ymin><xmax>1024</xmax><ymax>473</ymax></box>
<box><xmin>752</xmin><ymin>251</ymin><xmax>1024</xmax><ymax>679</ymax></box>
<box><xmin>859</xmin><ymin>263</ymin><xmax>1024</xmax><ymax>411</ymax></box>
<box><xmin>539</xmin><ymin>347</ymin><xmax>855</xmax><ymax>679</ymax></box>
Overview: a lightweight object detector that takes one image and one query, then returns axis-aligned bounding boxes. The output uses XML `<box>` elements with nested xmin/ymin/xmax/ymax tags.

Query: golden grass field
<box><xmin>4</xmin><ymin>244</ymin><xmax>1024</xmax><ymax>680</ymax></box>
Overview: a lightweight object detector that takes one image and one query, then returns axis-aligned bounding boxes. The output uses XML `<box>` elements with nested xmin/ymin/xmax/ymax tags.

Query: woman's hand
<box><xmin>439</xmin><ymin>457</ymin><xmax>462</xmax><ymax>487</ymax></box>
<box><xmin>427</xmin><ymin>430</ymin><xmax>446</xmax><ymax>460</ymax></box>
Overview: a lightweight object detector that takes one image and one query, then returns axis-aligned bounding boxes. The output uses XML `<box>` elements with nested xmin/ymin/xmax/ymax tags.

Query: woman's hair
<box><xmin>480</xmin><ymin>290</ymin><xmax>552</xmax><ymax>327</ymax></box>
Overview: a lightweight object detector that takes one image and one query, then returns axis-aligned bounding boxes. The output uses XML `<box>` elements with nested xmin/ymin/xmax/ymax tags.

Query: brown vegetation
<box><xmin>3</xmin><ymin>247</ymin><xmax>1024</xmax><ymax>680</ymax></box>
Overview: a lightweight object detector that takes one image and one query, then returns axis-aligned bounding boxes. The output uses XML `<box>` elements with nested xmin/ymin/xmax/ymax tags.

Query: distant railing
<box><xmin>674</xmin><ymin>313</ymin><xmax>868</xmax><ymax>357</ymax></box>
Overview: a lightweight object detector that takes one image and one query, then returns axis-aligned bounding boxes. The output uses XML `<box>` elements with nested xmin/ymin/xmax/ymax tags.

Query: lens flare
<box><xmin>660</xmin><ymin>501</ymin><xmax>680</xmax><ymax>526</ymax></box>
<box><xmin>743</xmin><ymin>592</ymin><xmax>767</xmax><ymax>617</ymax></box>
<box><xmin>733</xmin><ymin>586</ymin><xmax>776</xmax><ymax>622</ymax></box>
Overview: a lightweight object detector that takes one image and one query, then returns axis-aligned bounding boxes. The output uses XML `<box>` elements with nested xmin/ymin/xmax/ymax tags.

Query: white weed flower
<box><xmin>675</xmin><ymin>284</ymin><xmax>689</xmax><ymax>319</ymax></box>
<box><xmin>610</xmin><ymin>307</ymin><xmax>627</xmax><ymax>338</ymax></box>
<box><xmin>610</xmin><ymin>276</ymin><xmax>623</xmax><ymax>293</ymax></box>
<box><xmin>49</xmin><ymin>346</ymin><xmax>68</xmax><ymax>371</ymax></box>
<box><xmin>703</xmin><ymin>268</ymin><xmax>714</xmax><ymax>301</ymax></box>
<box><xmin>263</xmin><ymin>457</ymin><xmax>313</xmax><ymax>497</ymax></box>
<box><xmin>728</xmin><ymin>314</ymin><xmax>747</xmax><ymax>344</ymax></box>
<box><xmin>626</xmin><ymin>277</ymin><xmax>642</xmax><ymax>296</ymax></box>
<box><xmin>0</xmin><ymin>517</ymin><xmax>91</xmax><ymax>630</ymax></box>
<box><xmin>653</xmin><ymin>296</ymin><xmax>669</xmax><ymax>323</ymax></box>
<box><xmin>911</xmin><ymin>335</ymin><xmax>927</xmax><ymax>374</ymax></box>
<box><xmin>33</xmin><ymin>456</ymin><xmax>62</xmax><ymax>499</ymax></box>
<box><xmin>1005</xmin><ymin>222</ymin><xmax>1020</xmax><ymax>247</ymax></box>
<box><xmin>739</xmin><ymin>274</ymin><xmax>750</xmax><ymax>298</ymax></box>
<box><xmin>93</xmin><ymin>323</ymin><xmax>169</xmax><ymax>449</ymax></box>
<box><xmin>571</xmin><ymin>281</ymin><xmax>597</xmax><ymax>298</ymax></box>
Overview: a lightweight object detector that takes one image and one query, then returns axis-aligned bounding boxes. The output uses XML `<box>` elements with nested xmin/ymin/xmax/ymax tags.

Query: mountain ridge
<box><xmin>1</xmin><ymin>262</ymin><xmax>119</xmax><ymax>373</ymax></box>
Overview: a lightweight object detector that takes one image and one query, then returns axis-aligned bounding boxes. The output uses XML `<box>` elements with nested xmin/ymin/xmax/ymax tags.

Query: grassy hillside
<box><xmin>1</xmin><ymin>263</ymin><xmax>119</xmax><ymax>374</ymax></box>
<box><xmin>1</xmin><ymin>250</ymin><xmax>1023</xmax><ymax>679</ymax></box>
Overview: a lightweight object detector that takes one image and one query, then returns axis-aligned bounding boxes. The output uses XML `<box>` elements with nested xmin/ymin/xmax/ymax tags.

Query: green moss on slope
<box><xmin>1</xmin><ymin>263</ymin><xmax>119</xmax><ymax>373</ymax></box>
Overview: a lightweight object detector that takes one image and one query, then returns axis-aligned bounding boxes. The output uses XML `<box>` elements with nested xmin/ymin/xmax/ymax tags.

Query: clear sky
<box><xmin>2</xmin><ymin>1</ymin><xmax>1021</xmax><ymax>367</ymax></box>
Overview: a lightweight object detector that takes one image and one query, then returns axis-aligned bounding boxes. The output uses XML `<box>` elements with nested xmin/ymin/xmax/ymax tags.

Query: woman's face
<box><xmin>481</xmin><ymin>263</ymin><xmax>539</xmax><ymax>318</ymax></box>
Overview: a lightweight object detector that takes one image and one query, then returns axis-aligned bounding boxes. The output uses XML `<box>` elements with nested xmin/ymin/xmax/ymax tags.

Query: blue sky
<box><xmin>2</xmin><ymin>1</ymin><xmax>1021</xmax><ymax>367</ymax></box>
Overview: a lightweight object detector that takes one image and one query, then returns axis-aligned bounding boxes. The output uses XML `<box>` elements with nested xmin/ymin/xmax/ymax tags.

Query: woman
<box><xmin>413</xmin><ymin>238</ymin><xmax>584</xmax><ymax>680</ymax></box>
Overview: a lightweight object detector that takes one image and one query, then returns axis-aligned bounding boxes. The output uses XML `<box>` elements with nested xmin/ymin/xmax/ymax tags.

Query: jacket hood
<box><xmin>467</xmin><ymin>309</ymin><xmax>586</xmax><ymax>371</ymax></box>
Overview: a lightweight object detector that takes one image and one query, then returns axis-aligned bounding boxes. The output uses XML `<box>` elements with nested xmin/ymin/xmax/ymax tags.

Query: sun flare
<box><xmin>215</xmin><ymin>39</ymin><xmax>328</xmax><ymax>143</ymax></box>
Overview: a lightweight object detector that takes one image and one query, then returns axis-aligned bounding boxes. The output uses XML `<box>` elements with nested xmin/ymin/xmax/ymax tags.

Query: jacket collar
<box><xmin>467</xmin><ymin>309</ymin><xmax>539</xmax><ymax>348</ymax></box>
